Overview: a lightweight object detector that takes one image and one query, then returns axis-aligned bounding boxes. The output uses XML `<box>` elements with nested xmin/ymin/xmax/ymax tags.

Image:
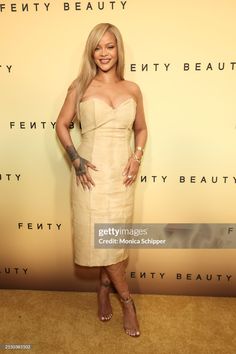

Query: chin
<box><xmin>96</xmin><ymin>61</ymin><xmax>117</xmax><ymax>71</ymax></box>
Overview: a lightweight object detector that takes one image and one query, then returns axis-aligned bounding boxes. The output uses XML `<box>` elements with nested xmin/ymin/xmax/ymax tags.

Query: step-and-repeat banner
<box><xmin>1</xmin><ymin>0</ymin><xmax>236</xmax><ymax>296</ymax></box>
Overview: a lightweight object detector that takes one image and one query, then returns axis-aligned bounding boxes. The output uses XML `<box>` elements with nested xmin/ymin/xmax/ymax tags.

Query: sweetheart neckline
<box><xmin>79</xmin><ymin>97</ymin><xmax>137</xmax><ymax>110</ymax></box>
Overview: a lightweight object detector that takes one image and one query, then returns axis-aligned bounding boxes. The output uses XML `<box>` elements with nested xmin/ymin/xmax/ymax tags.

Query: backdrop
<box><xmin>1</xmin><ymin>0</ymin><xmax>235</xmax><ymax>295</ymax></box>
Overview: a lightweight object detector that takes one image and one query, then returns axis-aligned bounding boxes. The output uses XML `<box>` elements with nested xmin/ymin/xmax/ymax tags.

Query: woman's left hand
<box><xmin>122</xmin><ymin>155</ymin><xmax>140</xmax><ymax>187</ymax></box>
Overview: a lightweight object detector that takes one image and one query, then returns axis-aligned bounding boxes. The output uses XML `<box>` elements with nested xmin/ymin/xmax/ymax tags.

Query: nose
<box><xmin>101</xmin><ymin>47</ymin><xmax>108</xmax><ymax>56</ymax></box>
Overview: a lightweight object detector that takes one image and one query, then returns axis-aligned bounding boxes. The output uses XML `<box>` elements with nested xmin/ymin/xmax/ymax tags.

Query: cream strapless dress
<box><xmin>71</xmin><ymin>97</ymin><xmax>137</xmax><ymax>266</ymax></box>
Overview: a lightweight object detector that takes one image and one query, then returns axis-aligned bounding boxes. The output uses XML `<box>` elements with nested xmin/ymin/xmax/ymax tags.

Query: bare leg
<box><xmin>104</xmin><ymin>258</ymin><xmax>140</xmax><ymax>337</ymax></box>
<box><xmin>97</xmin><ymin>266</ymin><xmax>113</xmax><ymax>321</ymax></box>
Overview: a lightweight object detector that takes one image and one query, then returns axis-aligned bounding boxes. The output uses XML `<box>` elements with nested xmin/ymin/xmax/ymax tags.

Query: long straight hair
<box><xmin>69</xmin><ymin>23</ymin><xmax>125</xmax><ymax>120</ymax></box>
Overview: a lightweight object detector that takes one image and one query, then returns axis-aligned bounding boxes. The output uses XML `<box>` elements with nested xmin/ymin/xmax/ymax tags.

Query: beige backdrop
<box><xmin>0</xmin><ymin>0</ymin><xmax>235</xmax><ymax>295</ymax></box>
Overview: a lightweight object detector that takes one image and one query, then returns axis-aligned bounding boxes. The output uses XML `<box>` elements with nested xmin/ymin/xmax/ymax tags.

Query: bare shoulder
<box><xmin>123</xmin><ymin>79</ymin><xmax>141</xmax><ymax>92</ymax></box>
<box><xmin>65</xmin><ymin>79</ymin><xmax>78</xmax><ymax>107</ymax></box>
<box><xmin>67</xmin><ymin>78</ymin><xmax>78</xmax><ymax>93</ymax></box>
<box><xmin>123</xmin><ymin>80</ymin><xmax>142</xmax><ymax>99</ymax></box>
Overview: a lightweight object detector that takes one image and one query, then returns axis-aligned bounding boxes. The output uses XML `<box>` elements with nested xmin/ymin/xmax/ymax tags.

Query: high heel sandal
<box><xmin>120</xmin><ymin>296</ymin><xmax>140</xmax><ymax>337</ymax></box>
<box><xmin>97</xmin><ymin>281</ymin><xmax>113</xmax><ymax>321</ymax></box>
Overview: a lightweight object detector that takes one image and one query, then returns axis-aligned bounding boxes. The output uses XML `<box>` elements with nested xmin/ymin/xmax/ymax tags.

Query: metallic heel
<box><xmin>120</xmin><ymin>296</ymin><xmax>140</xmax><ymax>337</ymax></box>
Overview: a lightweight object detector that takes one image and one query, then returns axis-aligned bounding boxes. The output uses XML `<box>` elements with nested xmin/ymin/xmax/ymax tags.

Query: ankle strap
<box><xmin>120</xmin><ymin>295</ymin><xmax>133</xmax><ymax>304</ymax></box>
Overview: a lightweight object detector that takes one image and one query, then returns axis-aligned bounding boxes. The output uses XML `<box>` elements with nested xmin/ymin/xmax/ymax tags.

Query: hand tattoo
<box><xmin>66</xmin><ymin>145</ymin><xmax>88</xmax><ymax>176</ymax></box>
<box><xmin>74</xmin><ymin>156</ymin><xmax>88</xmax><ymax>176</ymax></box>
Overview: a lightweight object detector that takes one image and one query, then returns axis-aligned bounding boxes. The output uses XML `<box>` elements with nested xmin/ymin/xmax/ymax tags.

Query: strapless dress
<box><xmin>71</xmin><ymin>97</ymin><xmax>137</xmax><ymax>266</ymax></box>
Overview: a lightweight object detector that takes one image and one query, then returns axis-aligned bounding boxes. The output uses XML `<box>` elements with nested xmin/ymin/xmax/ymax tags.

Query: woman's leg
<box><xmin>97</xmin><ymin>266</ymin><xmax>113</xmax><ymax>321</ymax></box>
<box><xmin>104</xmin><ymin>258</ymin><xmax>140</xmax><ymax>337</ymax></box>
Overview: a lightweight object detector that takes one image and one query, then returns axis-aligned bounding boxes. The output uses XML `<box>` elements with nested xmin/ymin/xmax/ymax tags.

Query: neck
<box><xmin>95</xmin><ymin>67</ymin><xmax>121</xmax><ymax>84</ymax></box>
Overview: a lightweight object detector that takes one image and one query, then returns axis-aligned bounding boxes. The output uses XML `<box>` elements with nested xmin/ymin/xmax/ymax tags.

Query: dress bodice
<box><xmin>78</xmin><ymin>97</ymin><xmax>137</xmax><ymax>135</ymax></box>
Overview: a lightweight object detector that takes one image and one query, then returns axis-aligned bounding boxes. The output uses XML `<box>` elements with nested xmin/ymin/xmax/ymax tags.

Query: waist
<box><xmin>81</xmin><ymin>128</ymin><xmax>132</xmax><ymax>140</ymax></box>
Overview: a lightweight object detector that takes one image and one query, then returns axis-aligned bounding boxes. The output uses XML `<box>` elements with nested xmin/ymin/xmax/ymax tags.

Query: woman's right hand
<box><xmin>73</xmin><ymin>157</ymin><xmax>97</xmax><ymax>190</ymax></box>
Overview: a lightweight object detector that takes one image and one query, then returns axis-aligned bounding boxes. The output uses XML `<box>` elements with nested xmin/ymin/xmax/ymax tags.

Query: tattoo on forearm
<box><xmin>66</xmin><ymin>145</ymin><xmax>79</xmax><ymax>161</ymax></box>
<box><xmin>66</xmin><ymin>145</ymin><xmax>88</xmax><ymax>176</ymax></box>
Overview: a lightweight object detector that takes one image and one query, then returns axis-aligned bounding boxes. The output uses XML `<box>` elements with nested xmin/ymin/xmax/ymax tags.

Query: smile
<box><xmin>99</xmin><ymin>59</ymin><xmax>111</xmax><ymax>64</ymax></box>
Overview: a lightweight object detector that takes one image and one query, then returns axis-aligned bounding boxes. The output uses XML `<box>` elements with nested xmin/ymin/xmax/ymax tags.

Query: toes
<box><xmin>99</xmin><ymin>313</ymin><xmax>113</xmax><ymax>321</ymax></box>
<box><xmin>125</xmin><ymin>328</ymin><xmax>140</xmax><ymax>337</ymax></box>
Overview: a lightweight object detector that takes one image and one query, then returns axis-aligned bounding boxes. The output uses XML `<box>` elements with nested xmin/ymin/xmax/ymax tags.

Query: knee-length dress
<box><xmin>71</xmin><ymin>97</ymin><xmax>137</xmax><ymax>266</ymax></box>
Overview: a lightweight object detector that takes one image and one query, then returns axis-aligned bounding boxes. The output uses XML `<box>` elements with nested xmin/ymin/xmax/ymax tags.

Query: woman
<box><xmin>56</xmin><ymin>23</ymin><xmax>147</xmax><ymax>337</ymax></box>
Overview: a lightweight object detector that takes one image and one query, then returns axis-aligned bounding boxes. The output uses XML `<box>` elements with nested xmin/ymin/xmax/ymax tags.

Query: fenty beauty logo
<box><xmin>129</xmin><ymin>272</ymin><xmax>232</xmax><ymax>282</ymax></box>
<box><xmin>130</xmin><ymin>62</ymin><xmax>236</xmax><ymax>72</ymax></box>
<box><xmin>0</xmin><ymin>1</ymin><xmax>127</xmax><ymax>13</ymax></box>
<box><xmin>18</xmin><ymin>223</ymin><xmax>62</xmax><ymax>231</ymax></box>
<box><xmin>0</xmin><ymin>267</ymin><xmax>28</xmax><ymax>275</ymax></box>
<box><xmin>0</xmin><ymin>174</ymin><xmax>21</xmax><ymax>182</ymax></box>
<box><xmin>140</xmin><ymin>176</ymin><xmax>236</xmax><ymax>184</ymax></box>
<box><xmin>9</xmin><ymin>122</ymin><xmax>74</xmax><ymax>130</ymax></box>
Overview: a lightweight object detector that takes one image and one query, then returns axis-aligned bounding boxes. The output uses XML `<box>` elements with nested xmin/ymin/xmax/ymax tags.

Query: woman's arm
<box><xmin>55</xmin><ymin>81</ymin><xmax>78</xmax><ymax>150</ymax></box>
<box><xmin>55</xmin><ymin>82</ymin><xmax>97</xmax><ymax>190</ymax></box>
<box><xmin>132</xmin><ymin>85</ymin><xmax>148</xmax><ymax>160</ymax></box>
<box><xmin>123</xmin><ymin>84</ymin><xmax>148</xmax><ymax>186</ymax></box>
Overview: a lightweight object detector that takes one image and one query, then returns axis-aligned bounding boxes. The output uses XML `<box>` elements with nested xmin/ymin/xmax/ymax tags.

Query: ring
<box><xmin>128</xmin><ymin>175</ymin><xmax>133</xmax><ymax>179</ymax></box>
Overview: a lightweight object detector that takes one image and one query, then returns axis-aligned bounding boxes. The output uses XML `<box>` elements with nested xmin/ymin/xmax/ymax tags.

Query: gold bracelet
<box><xmin>132</xmin><ymin>153</ymin><xmax>141</xmax><ymax>164</ymax></box>
<box><xmin>135</xmin><ymin>146</ymin><xmax>144</xmax><ymax>154</ymax></box>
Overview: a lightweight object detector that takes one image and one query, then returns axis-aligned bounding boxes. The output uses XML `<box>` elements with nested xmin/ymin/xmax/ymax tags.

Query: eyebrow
<box><xmin>96</xmin><ymin>42</ymin><xmax>116</xmax><ymax>46</ymax></box>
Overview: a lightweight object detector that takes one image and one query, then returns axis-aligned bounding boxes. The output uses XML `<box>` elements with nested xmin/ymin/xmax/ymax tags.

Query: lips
<box><xmin>99</xmin><ymin>59</ymin><xmax>111</xmax><ymax>64</ymax></box>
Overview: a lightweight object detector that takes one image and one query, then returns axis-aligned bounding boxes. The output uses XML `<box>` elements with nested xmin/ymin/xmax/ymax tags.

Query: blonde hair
<box><xmin>69</xmin><ymin>23</ymin><xmax>125</xmax><ymax>120</ymax></box>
